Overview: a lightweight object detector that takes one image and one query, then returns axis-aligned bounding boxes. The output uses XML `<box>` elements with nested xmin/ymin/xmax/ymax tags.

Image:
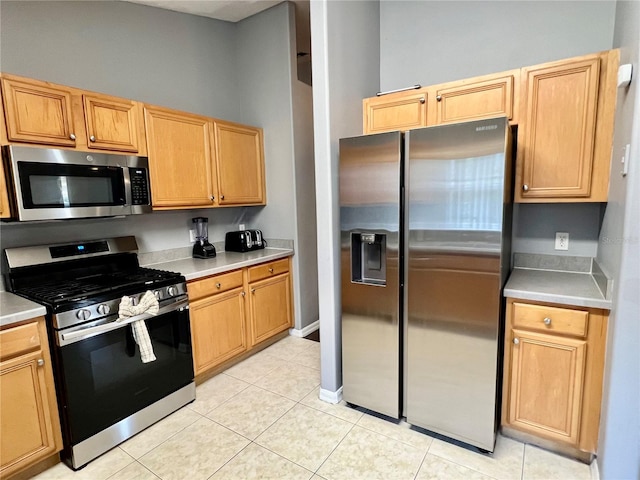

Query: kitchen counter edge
<box><xmin>0</xmin><ymin>292</ymin><xmax>47</xmax><ymax>328</ymax></box>
<box><xmin>504</xmin><ymin>268</ymin><xmax>612</xmax><ymax>310</ymax></box>
<box><xmin>143</xmin><ymin>248</ymin><xmax>294</xmax><ymax>282</ymax></box>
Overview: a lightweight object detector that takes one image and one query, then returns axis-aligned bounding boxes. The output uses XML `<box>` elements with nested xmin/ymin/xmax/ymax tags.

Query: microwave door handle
<box><xmin>122</xmin><ymin>166</ymin><xmax>132</xmax><ymax>207</ymax></box>
<box><xmin>59</xmin><ymin>299</ymin><xmax>189</xmax><ymax>346</ymax></box>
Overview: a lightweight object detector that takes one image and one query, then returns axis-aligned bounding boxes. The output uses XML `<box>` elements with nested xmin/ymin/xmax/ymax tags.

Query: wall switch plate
<box><xmin>239</xmin><ymin>224</ymin><xmax>245</xmax><ymax>231</ymax></box>
<box><xmin>189</xmin><ymin>229</ymin><xmax>196</xmax><ymax>243</ymax></box>
<box><xmin>555</xmin><ymin>232</ymin><xmax>569</xmax><ymax>251</ymax></box>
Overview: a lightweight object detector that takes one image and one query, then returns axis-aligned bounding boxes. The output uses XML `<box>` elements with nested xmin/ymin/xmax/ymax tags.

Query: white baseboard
<box><xmin>319</xmin><ymin>386</ymin><xmax>343</xmax><ymax>404</ymax></box>
<box><xmin>289</xmin><ymin>320</ymin><xmax>319</xmax><ymax>338</ymax></box>
<box><xmin>590</xmin><ymin>457</ymin><xmax>600</xmax><ymax>480</ymax></box>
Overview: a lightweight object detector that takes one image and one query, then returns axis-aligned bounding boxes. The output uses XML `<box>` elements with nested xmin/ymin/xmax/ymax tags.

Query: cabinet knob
<box><xmin>90</xmin><ymin>135</ymin><xmax>96</xmax><ymax>142</ymax></box>
<box><xmin>523</xmin><ymin>184</ymin><xmax>529</xmax><ymax>192</ymax></box>
<box><xmin>436</xmin><ymin>95</ymin><xmax>442</xmax><ymax>102</ymax></box>
<box><xmin>216</xmin><ymin>282</ymin><xmax>221</xmax><ymax>289</ymax></box>
<box><xmin>420</xmin><ymin>97</ymin><xmax>426</xmax><ymax>104</ymax></box>
<box><xmin>69</xmin><ymin>133</ymin><xmax>76</xmax><ymax>140</ymax></box>
<box><xmin>241</xmin><ymin>291</ymin><xmax>246</xmax><ymax>297</ymax></box>
<box><xmin>220</xmin><ymin>195</ymin><xmax>225</xmax><ymax>200</ymax></box>
<box><xmin>251</xmin><ymin>288</ymin><xmax>256</xmax><ymax>294</ymax></box>
<box><xmin>268</xmin><ymin>268</ymin><xmax>274</xmax><ymax>273</ymax></box>
<box><xmin>37</xmin><ymin>358</ymin><xmax>44</xmax><ymax>367</ymax></box>
<box><xmin>513</xmin><ymin>338</ymin><xmax>520</xmax><ymax>345</ymax></box>
<box><xmin>543</xmin><ymin>317</ymin><xmax>552</xmax><ymax>325</ymax></box>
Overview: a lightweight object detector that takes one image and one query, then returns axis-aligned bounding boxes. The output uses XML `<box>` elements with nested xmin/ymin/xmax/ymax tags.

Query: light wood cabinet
<box><xmin>502</xmin><ymin>299</ymin><xmax>609</xmax><ymax>454</ymax></box>
<box><xmin>187</xmin><ymin>257</ymin><xmax>293</xmax><ymax>378</ymax></box>
<box><xmin>0</xmin><ymin>73</ymin><xmax>146</xmax><ymax>155</ymax></box>
<box><xmin>144</xmin><ymin>105</ymin><xmax>216</xmax><ymax>209</ymax></box>
<box><xmin>0</xmin><ymin>318</ymin><xmax>63</xmax><ymax>478</ymax></box>
<box><xmin>247</xmin><ymin>259</ymin><xmax>293</xmax><ymax>347</ymax></box>
<box><xmin>0</xmin><ymin>159</ymin><xmax>11</xmax><ymax>219</ymax></box>
<box><xmin>213</xmin><ymin>121</ymin><xmax>265</xmax><ymax>205</ymax></box>
<box><xmin>362</xmin><ymin>91</ymin><xmax>427</xmax><ymax>134</ymax></box>
<box><xmin>429</xmin><ymin>70</ymin><xmax>519</xmax><ymax>125</ymax></box>
<box><xmin>515</xmin><ymin>50</ymin><xmax>618</xmax><ymax>202</ymax></box>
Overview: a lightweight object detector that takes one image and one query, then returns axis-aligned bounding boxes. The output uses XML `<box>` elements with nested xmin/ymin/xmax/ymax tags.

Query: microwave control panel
<box><xmin>129</xmin><ymin>168</ymin><xmax>150</xmax><ymax>205</ymax></box>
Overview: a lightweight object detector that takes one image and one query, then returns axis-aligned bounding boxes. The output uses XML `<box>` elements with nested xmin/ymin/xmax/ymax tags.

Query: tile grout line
<box><xmin>312</xmin><ymin>420</ymin><xmax>358</xmax><ymax>476</ymax></box>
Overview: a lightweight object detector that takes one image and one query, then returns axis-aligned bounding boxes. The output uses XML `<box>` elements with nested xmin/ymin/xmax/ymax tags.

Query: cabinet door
<box><xmin>0</xmin><ymin>162</ymin><xmax>11</xmax><ymax>219</ymax></box>
<box><xmin>190</xmin><ymin>288</ymin><xmax>247</xmax><ymax>375</ymax></box>
<box><xmin>83</xmin><ymin>94</ymin><xmax>139</xmax><ymax>153</ymax></box>
<box><xmin>433</xmin><ymin>73</ymin><xmax>516</xmax><ymax>125</ymax></box>
<box><xmin>213</xmin><ymin>121</ymin><xmax>265</xmax><ymax>205</ymax></box>
<box><xmin>0</xmin><ymin>351</ymin><xmax>59</xmax><ymax>477</ymax></box>
<box><xmin>363</xmin><ymin>92</ymin><xmax>427</xmax><ymax>134</ymax></box>
<box><xmin>248</xmin><ymin>273</ymin><xmax>292</xmax><ymax>346</ymax></box>
<box><xmin>508</xmin><ymin>329</ymin><xmax>586</xmax><ymax>445</ymax></box>
<box><xmin>145</xmin><ymin>106</ymin><xmax>216</xmax><ymax>209</ymax></box>
<box><xmin>1</xmin><ymin>76</ymin><xmax>76</xmax><ymax>147</ymax></box>
<box><xmin>517</xmin><ymin>56</ymin><xmax>600</xmax><ymax>200</ymax></box>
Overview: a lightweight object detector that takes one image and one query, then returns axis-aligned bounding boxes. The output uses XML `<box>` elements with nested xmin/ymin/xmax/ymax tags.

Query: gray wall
<box><xmin>236</xmin><ymin>2</ymin><xmax>318</xmax><ymax>330</ymax></box>
<box><xmin>597</xmin><ymin>2</ymin><xmax>640</xmax><ymax>478</ymax></box>
<box><xmin>379</xmin><ymin>0</ymin><xmax>616</xmax><ymax>258</ymax></box>
<box><xmin>380</xmin><ymin>1</ymin><xmax>616</xmax><ymax>91</ymax></box>
<box><xmin>311</xmin><ymin>0</ymin><xmax>380</xmax><ymax>396</ymax></box>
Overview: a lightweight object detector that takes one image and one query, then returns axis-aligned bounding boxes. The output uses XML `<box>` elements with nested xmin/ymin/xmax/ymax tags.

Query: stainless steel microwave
<box><xmin>2</xmin><ymin>146</ymin><xmax>152</xmax><ymax>221</ymax></box>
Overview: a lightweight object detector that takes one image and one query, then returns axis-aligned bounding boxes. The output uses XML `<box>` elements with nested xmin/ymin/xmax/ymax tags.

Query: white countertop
<box><xmin>0</xmin><ymin>291</ymin><xmax>47</xmax><ymax>328</ymax></box>
<box><xmin>504</xmin><ymin>268</ymin><xmax>611</xmax><ymax>310</ymax></box>
<box><xmin>143</xmin><ymin>247</ymin><xmax>294</xmax><ymax>281</ymax></box>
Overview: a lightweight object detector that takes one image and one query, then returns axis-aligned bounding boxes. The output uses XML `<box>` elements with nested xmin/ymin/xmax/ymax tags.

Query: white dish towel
<box><xmin>118</xmin><ymin>291</ymin><xmax>159</xmax><ymax>363</ymax></box>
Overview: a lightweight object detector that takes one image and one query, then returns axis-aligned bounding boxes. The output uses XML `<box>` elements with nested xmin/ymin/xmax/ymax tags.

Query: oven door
<box><xmin>54</xmin><ymin>302</ymin><xmax>194</xmax><ymax>446</ymax></box>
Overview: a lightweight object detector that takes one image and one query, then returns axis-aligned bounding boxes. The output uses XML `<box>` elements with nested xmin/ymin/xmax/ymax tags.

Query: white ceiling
<box><xmin>122</xmin><ymin>0</ymin><xmax>282</xmax><ymax>22</ymax></box>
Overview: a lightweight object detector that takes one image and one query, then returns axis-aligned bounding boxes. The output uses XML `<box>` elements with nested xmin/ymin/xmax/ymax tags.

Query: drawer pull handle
<box><xmin>216</xmin><ymin>282</ymin><xmax>221</xmax><ymax>289</ymax></box>
<box><xmin>543</xmin><ymin>317</ymin><xmax>552</xmax><ymax>325</ymax></box>
<box><xmin>268</xmin><ymin>268</ymin><xmax>274</xmax><ymax>273</ymax></box>
<box><xmin>37</xmin><ymin>359</ymin><xmax>44</xmax><ymax>367</ymax></box>
<box><xmin>513</xmin><ymin>338</ymin><xmax>520</xmax><ymax>345</ymax></box>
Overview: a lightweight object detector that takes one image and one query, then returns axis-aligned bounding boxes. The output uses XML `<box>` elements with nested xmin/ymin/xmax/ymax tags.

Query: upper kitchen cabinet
<box><xmin>1</xmin><ymin>75</ymin><xmax>76</xmax><ymax>148</ymax></box>
<box><xmin>213</xmin><ymin>121</ymin><xmax>266</xmax><ymax>205</ymax></box>
<box><xmin>0</xmin><ymin>158</ymin><xmax>11</xmax><ymax>219</ymax></box>
<box><xmin>516</xmin><ymin>50</ymin><xmax>618</xmax><ymax>202</ymax></box>
<box><xmin>429</xmin><ymin>70</ymin><xmax>519</xmax><ymax>126</ymax></box>
<box><xmin>82</xmin><ymin>93</ymin><xmax>143</xmax><ymax>153</ymax></box>
<box><xmin>363</xmin><ymin>91</ymin><xmax>428</xmax><ymax>134</ymax></box>
<box><xmin>0</xmin><ymin>73</ymin><xmax>147</xmax><ymax>155</ymax></box>
<box><xmin>144</xmin><ymin>105</ymin><xmax>217</xmax><ymax>210</ymax></box>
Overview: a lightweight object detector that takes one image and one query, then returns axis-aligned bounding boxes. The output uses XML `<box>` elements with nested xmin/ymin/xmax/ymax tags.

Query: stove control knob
<box><xmin>97</xmin><ymin>304</ymin><xmax>111</xmax><ymax>316</ymax></box>
<box><xmin>167</xmin><ymin>286</ymin><xmax>177</xmax><ymax>297</ymax></box>
<box><xmin>76</xmin><ymin>309</ymin><xmax>91</xmax><ymax>321</ymax></box>
<box><xmin>153</xmin><ymin>290</ymin><xmax>161</xmax><ymax>299</ymax></box>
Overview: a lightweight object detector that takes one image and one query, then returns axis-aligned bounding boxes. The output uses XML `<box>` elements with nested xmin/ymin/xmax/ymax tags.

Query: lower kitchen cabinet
<box><xmin>0</xmin><ymin>317</ymin><xmax>63</xmax><ymax>478</ymax></box>
<box><xmin>247</xmin><ymin>258</ymin><xmax>293</xmax><ymax>347</ymax></box>
<box><xmin>502</xmin><ymin>298</ymin><xmax>608</xmax><ymax>454</ymax></box>
<box><xmin>187</xmin><ymin>257</ymin><xmax>293</xmax><ymax>378</ymax></box>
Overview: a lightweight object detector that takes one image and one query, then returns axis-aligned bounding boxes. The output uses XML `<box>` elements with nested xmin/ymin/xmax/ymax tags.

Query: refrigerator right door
<box><xmin>405</xmin><ymin>117</ymin><xmax>511</xmax><ymax>452</ymax></box>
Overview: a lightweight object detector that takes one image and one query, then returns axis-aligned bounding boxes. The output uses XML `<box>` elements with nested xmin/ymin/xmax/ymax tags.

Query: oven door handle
<box><xmin>59</xmin><ymin>299</ymin><xmax>190</xmax><ymax>346</ymax></box>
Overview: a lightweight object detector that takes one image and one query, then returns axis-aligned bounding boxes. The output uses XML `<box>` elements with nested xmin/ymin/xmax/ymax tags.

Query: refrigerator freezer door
<box><xmin>340</xmin><ymin>132</ymin><xmax>402</xmax><ymax>419</ymax></box>
<box><xmin>405</xmin><ymin>117</ymin><xmax>511</xmax><ymax>451</ymax></box>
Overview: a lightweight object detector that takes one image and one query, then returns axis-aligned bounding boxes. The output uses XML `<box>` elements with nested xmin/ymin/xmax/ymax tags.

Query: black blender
<box><xmin>192</xmin><ymin>217</ymin><xmax>216</xmax><ymax>258</ymax></box>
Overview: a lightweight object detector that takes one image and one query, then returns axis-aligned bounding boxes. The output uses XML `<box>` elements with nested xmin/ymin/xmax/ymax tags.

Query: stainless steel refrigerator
<box><xmin>340</xmin><ymin>117</ymin><xmax>512</xmax><ymax>452</ymax></box>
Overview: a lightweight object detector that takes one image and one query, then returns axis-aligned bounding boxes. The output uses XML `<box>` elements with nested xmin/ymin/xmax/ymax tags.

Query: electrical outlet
<box><xmin>189</xmin><ymin>229</ymin><xmax>196</xmax><ymax>243</ymax></box>
<box><xmin>239</xmin><ymin>224</ymin><xmax>245</xmax><ymax>231</ymax></box>
<box><xmin>555</xmin><ymin>232</ymin><xmax>569</xmax><ymax>251</ymax></box>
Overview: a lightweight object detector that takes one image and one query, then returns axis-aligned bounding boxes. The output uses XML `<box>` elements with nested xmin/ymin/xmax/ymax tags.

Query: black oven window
<box><xmin>18</xmin><ymin>161</ymin><xmax>125</xmax><ymax>208</ymax></box>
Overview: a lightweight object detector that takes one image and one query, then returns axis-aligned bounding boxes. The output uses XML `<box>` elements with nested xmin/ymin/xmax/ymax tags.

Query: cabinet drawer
<box><xmin>0</xmin><ymin>321</ymin><xmax>41</xmax><ymax>361</ymax></box>
<box><xmin>248</xmin><ymin>258</ymin><xmax>289</xmax><ymax>283</ymax></box>
<box><xmin>188</xmin><ymin>269</ymin><xmax>243</xmax><ymax>301</ymax></box>
<box><xmin>513</xmin><ymin>302</ymin><xmax>588</xmax><ymax>337</ymax></box>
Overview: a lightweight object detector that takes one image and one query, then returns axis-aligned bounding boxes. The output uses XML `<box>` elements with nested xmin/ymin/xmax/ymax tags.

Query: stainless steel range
<box><xmin>4</xmin><ymin>237</ymin><xmax>195</xmax><ymax>470</ymax></box>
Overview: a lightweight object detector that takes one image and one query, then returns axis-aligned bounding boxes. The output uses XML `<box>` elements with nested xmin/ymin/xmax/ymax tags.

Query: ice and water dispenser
<box><xmin>351</xmin><ymin>233</ymin><xmax>386</xmax><ymax>286</ymax></box>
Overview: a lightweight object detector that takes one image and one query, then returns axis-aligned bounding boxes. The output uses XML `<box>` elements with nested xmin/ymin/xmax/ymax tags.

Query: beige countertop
<box><xmin>0</xmin><ymin>291</ymin><xmax>47</xmax><ymax>328</ymax></box>
<box><xmin>142</xmin><ymin>247</ymin><xmax>294</xmax><ymax>281</ymax></box>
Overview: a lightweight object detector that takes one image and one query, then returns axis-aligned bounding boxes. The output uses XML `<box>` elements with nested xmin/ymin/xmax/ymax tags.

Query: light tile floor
<box><xmin>33</xmin><ymin>336</ymin><xmax>594</xmax><ymax>480</ymax></box>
